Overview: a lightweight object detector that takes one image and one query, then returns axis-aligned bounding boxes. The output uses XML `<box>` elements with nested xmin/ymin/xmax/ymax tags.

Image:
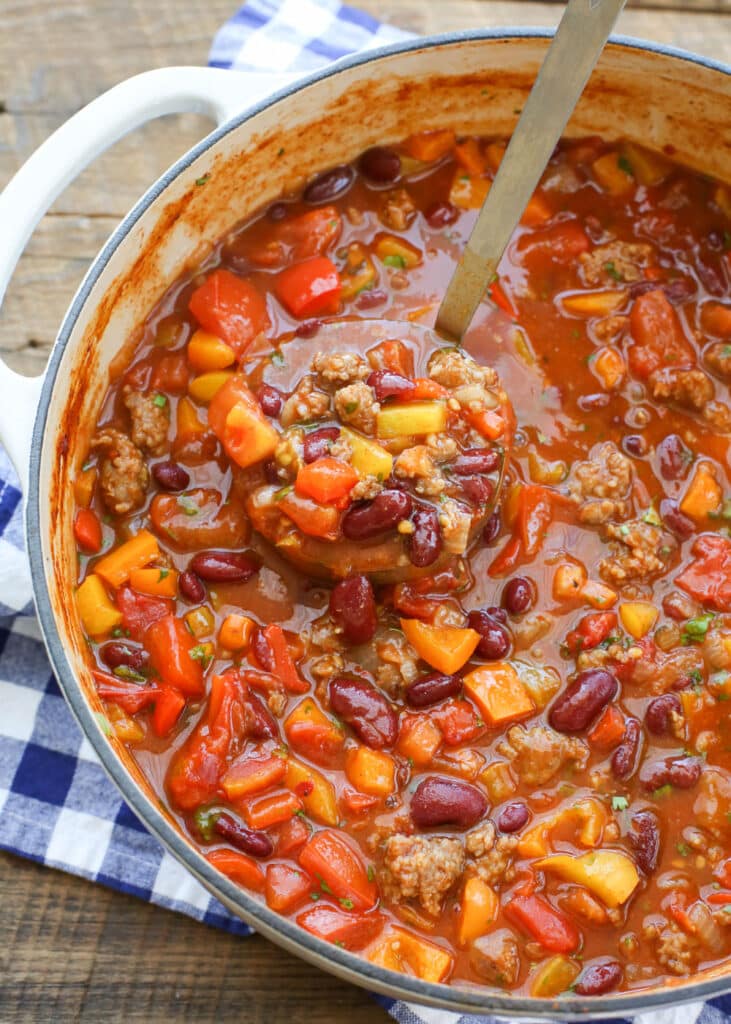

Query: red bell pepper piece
<box><xmin>151</xmin><ymin>686</ymin><xmax>186</xmax><ymax>737</ymax></box>
<box><xmin>295</xmin><ymin>457</ymin><xmax>359</xmax><ymax>507</ymax></box>
<box><xmin>276</xmin><ymin>256</ymin><xmax>341</xmax><ymax>318</ymax></box>
<box><xmin>433</xmin><ymin>699</ymin><xmax>484</xmax><ymax>746</ymax></box>
<box><xmin>504</xmin><ymin>893</ymin><xmax>580</xmax><ymax>953</ymax></box>
<box><xmin>627</xmin><ymin>289</ymin><xmax>694</xmax><ymax>379</ymax></box>
<box><xmin>295</xmin><ymin>905</ymin><xmax>385</xmax><ymax>950</ymax></box>
<box><xmin>116</xmin><ymin>585</ymin><xmax>173</xmax><ymax>641</ymax></box>
<box><xmin>150</xmin><ymin>352</ymin><xmax>188</xmax><ymax>393</ymax></box>
<box><xmin>299</xmin><ymin>830</ymin><xmax>377</xmax><ymax>911</ymax></box>
<box><xmin>277</xmin><ymin>815</ymin><xmax>310</xmax><ymax>857</ymax></box>
<box><xmin>262</xmin><ymin>624</ymin><xmax>308</xmax><ymax>693</ymax></box>
<box><xmin>564</xmin><ymin>611</ymin><xmax>618</xmax><ymax>655</ymax></box>
<box><xmin>74</xmin><ymin>508</ymin><xmax>103</xmax><ymax>553</ymax></box>
<box><xmin>517</xmin><ymin>220</ymin><xmax>590</xmax><ymax>263</ymax></box>
<box><xmin>489</xmin><ymin>278</ymin><xmax>517</xmax><ymax>319</ymax></box>
<box><xmin>145</xmin><ymin>614</ymin><xmax>204</xmax><ymax>697</ymax></box>
<box><xmin>206</xmin><ymin>848</ymin><xmax>265</xmax><ymax>892</ymax></box>
<box><xmin>367</xmin><ymin>339</ymin><xmax>414</xmax><ymax>377</ymax></box>
<box><xmin>676</xmin><ymin>535</ymin><xmax>731</xmax><ymax>611</ymax></box>
<box><xmin>279</xmin><ymin>207</ymin><xmax>342</xmax><ymax>262</ymax></box>
<box><xmin>92</xmin><ymin>671</ymin><xmax>160</xmax><ymax>715</ymax></box>
<box><xmin>189</xmin><ymin>269</ymin><xmax>269</xmax><ymax>357</ymax></box>
<box><xmin>265</xmin><ymin>863</ymin><xmax>313</xmax><ymax>913</ymax></box>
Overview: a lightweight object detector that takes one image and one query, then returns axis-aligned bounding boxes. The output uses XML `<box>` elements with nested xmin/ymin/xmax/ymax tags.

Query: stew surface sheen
<box><xmin>73</xmin><ymin>129</ymin><xmax>731</xmax><ymax>998</ymax></box>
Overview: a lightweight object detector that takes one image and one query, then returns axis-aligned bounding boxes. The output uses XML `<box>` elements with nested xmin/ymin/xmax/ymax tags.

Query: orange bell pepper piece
<box><xmin>400</xmin><ymin>619</ymin><xmax>480</xmax><ymax>675</ymax></box>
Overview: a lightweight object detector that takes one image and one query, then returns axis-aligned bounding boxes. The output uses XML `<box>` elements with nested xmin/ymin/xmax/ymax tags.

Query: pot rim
<box><xmin>26</xmin><ymin>27</ymin><xmax>731</xmax><ymax>1017</ymax></box>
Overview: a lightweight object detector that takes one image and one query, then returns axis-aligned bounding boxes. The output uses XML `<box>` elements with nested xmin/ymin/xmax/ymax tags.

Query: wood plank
<box><xmin>0</xmin><ymin>851</ymin><xmax>388</xmax><ymax>1024</ymax></box>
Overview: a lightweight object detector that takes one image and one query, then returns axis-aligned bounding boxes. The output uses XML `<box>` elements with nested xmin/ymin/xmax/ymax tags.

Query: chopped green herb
<box><xmin>277</xmin><ymin>147</ymin><xmax>285</xmax><ymax>157</ymax></box>
<box><xmin>335</xmin><ymin>940</ymin><xmax>345</xmax><ymax>948</ymax></box>
<box><xmin>177</xmin><ymin>495</ymin><xmax>199</xmax><ymax>516</ymax></box>
<box><xmin>81</xmin><ymin>459</ymin><xmax>94</xmax><ymax>472</ymax></box>
<box><xmin>339</xmin><ymin>897</ymin><xmax>354</xmax><ymax>910</ymax></box>
<box><xmin>642</xmin><ymin>506</ymin><xmax>662</xmax><ymax>527</ymax></box>
<box><xmin>189</xmin><ymin>644</ymin><xmax>212</xmax><ymax>668</ymax></box>
<box><xmin>94</xmin><ymin>712</ymin><xmax>112</xmax><ymax>737</ymax></box>
<box><xmin>270</xmin><ymin>350</ymin><xmax>285</xmax><ymax>366</ymax></box>
<box><xmin>193</xmin><ymin>806</ymin><xmax>220</xmax><ymax>841</ymax></box>
<box><xmin>383</xmin><ymin>254</ymin><xmax>407</xmax><ymax>269</ymax></box>
<box><xmin>320</xmin><ymin>879</ymin><xmax>332</xmax><ymax>895</ymax></box>
<box><xmin>112</xmin><ymin>665</ymin><xmax>146</xmax><ymax>683</ymax></box>
<box><xmin>158</xmin><ymin>568</ymin><xmax>169</xmax><ymax>581</ymax></box>
<box><xmin>273</xmin><ymin>484</ymin><xmax>294</xmax><ymax>502</ymax></box>
<box><xmin>152</xmin><ymin>393</ymin><xmax>167</xmax><ymax>408</ymax></box>
<box><xmin>195</xmin><ymin>174</ymin><xmax>210</xmax><ymax>187</ymax></box>
<box><xmin>676</xmin><ymin>841</ymin><xmax>691</xmax><ymax>857</ymax></box>
<box><xmin>653</xmin><ymin>783</ymin><xmax>673</xmax><ymax>799</ymax></box>
<box><xmin>367</xmin><ymin>864</ymin><xmax>375</xmax><ymax>883</ymax></box>
<box><xmin>611</xmin><ymin>795</ymin><xmax>629</xmax><ymax>811</ymax></box>
<box><xmin>344</xmin><ymin>401</ymin><xmax>359</xmax><ymax>414</ymax></box>
<box><xmin>604</xmin><ymin>261</ymin><xmax>623</xmax><ymax>282</ymax></box>
<box><xmin>618</xmin><ymin>154</ymin><xmax>634</xmax><ymax>177</ymax></box>
<box><xmin>310</xmin><ymin>891</ymin><xmax>320</xmax><ymax>901</ymax></box>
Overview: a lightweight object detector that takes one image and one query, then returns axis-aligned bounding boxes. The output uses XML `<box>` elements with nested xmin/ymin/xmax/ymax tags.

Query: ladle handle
<box><xmin>435</xmin><ymin>0</ymin><xmax>627</xmax><ymax>341</ymax></box>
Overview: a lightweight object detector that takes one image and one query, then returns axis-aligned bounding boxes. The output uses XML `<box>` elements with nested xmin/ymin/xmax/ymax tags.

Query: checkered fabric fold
<box><xmin>2</xmin><ymin>3</ymin><xmax>730</xmax><ymax>1023</ymax></box>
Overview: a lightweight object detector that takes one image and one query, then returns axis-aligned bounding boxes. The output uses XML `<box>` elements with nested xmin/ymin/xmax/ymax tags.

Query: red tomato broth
<box><xmin>74</xmin><ymin>132</ymin><xmax>731</xmax><ymax>997</ymax></box>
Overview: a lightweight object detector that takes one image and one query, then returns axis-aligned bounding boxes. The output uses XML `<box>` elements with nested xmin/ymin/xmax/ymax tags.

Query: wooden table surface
<box><xmin>0</xmin><ymin>1</ymin><xmax>729</xmax><ymax>1021</ymax></box>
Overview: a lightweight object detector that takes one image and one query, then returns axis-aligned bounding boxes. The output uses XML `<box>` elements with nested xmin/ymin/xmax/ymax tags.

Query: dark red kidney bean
<box><xmin>574</xmin><ymin>961</ymin><xmax>623</xmax><ymax>997</ymax></box>
<box><xmin>460</xmin><ymin>476</ymin><xmax>493</xmax><ymax>506</ymax></box>
<box><xmin>671</xmin><ymin>674</ymin><xmax>694</xmax><ymax>692</ymax></box>
<box><xmin>657</xmin><ymin>434</ymin><xmax>690</xmax><ymax>480</ymax></box>
<box><xmin>622</xmin><ymin>434</ymin><xmax>647</xmax><ymax>457</ymax></box>
<box><xmin>409</xmin><ymin>506</ymin><xmax>442</xmax><ymax>568</ymax></box>
<box><xmin>251</xmin><ymin>628</ymin><xmax>274</xmax><ymax>673</ymax></box>
<box><xmin>366</xmin><ymin>369</ymin><xmax>414</xmax><ymax>402</ymax></box>
<box><xmin>152</xmin><ymin>460</ymin><xmax>190</xmax><ymax>491</ymax></box>
<box><xmin>257</xmin><ymin>384</ymin><xmax>284</xmax><ymax>418</ymax></box>
<box><xmin>425</xmin><ymin>201</ymin><xmax>459</xmax><ymax>228</ymax></box>
<box><xmin>485</xmin><ymin>605</ymin><xmax>508</xmax><ymax>625</ymax></box>
<box><xmin>451</xmin><ymin>448</ymin><xmax>500</xmax><ymax>475</ymax></box>
<box><xmin>342</xmin><ymin>489</ymin><xmax>413</xmax><ymax>540</ymax></box>
<box><xmin>244</xmin><ymin>691</ymin><xmax>277</xmax><ymax>740</ymax></box>
<box><xmin>329</xmin><ymin>676</ymin><xmax>398</xmax><ymax>749</ymax></box>
<box><xmin>502</xmin><ymin>576</ymin><xmax>535</xmax><ymax>616</ymax></box>
<box><xmin>214</xmin><ymin>813</ymin><xmax>273</xmax><ymax>858</ymax></box>
<box><xmin>629</xmin><ymin>810</ymin><xmax>661</xmax><ymax>875</ymax></box>
<box><xmin>189</xmin><ymin>551</ymin><xmax>260</xmax><ymax>583</ymax></box>
<box><xmin>645</xmin><ymin>693</ymin><xmax>681</xmax><ymax>735</ymax></box>
<box><xmin>294</xmin><ymin>318</ymin><xmax>323</xmax><ymax>339</ymax></box>
<box><xmin>660</xmin><ymin>499</ymin><xmax>694</xmax><ymax>540</ymax></box>
<box><xmin>497</xmin><ymin>801</ymin><xmax>530</xmax><ymax>833</ymax></box>
<box><xmin>358</xmin><ymin>146</ymin><xmax>401</xmax><ymax>184</ymax></box>
<box><xmin>406</xmin><ymin>672</ymin><xmax>461</xmax><ymax>708</ymax></box>
<box><xmin>468</xmin><ymin>610</ymin><xmax>511</xmax><ymax>660</ymax></box>
<box><xmin>179</xmin><ymin>570</ymin><xmax>206</xmax><ymax>603</ymax></box>
<box><xmin>578</xmin><ymin>393</ymin><xmax>610</xmax><ymax>412</ymax></box>
<box><xmin>549</xmin><ymin>669</ymin><xmax>619</xmax><ymax>733</ymax></box>
<box><xmin>483</xmin><ymin>511</ymin><xmax>501</xmax><ymax>544</ymax></box>
<box><xmin>268</xmin><ymin>201</ymin><xmax>288</xmax><ymax>221</ymax></box>
<box><xmin>355</xmin><ymin>288</ymin><xmax>387</xmax><ymax>311</ymax></box>
<box><xmin>303</xmin><ymin>426</ymin><xmax>340</xmax><ymax>464</ymax></box>
<box><xmin>329</xmin><ymin>575</ymin><xmax>377</xmax><ymax>645</ymax></box>
<box><xmin>100</xmin><ymin>642</ymin><xmax>149</xmax><ymax>673</ymax></box>
<box><xmin>303</xmin><ymin>165</ymin><xmax>354</xmax><ymax>204</ymax></box>
<box><xmin>611</xmin><ymin>717</ymin><xmax>642</xmax><ymax>779</ymax></box>
<box><xmin>641</xmin><ymin>755</ymin><xmax>703</xmax><ymax>791</ymax></box>
<box><xmin>411</xmin><ymin>776</ymin><xmax>487</xmax><ymax>829</ymax></box>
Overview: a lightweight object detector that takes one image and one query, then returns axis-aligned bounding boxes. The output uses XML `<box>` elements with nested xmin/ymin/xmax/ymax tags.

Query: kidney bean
<box><xmin>645</xmin><ymin>693</ymin><xmax>681</xmax><ymax>735</ymax></box>
<box><xmin>660</xmin><ymin>499</ymin><xmax>694</xmax><ymax>540</ymax></box>
<box><xmin>548</xmin><ymin>668</ymin><xmax>618</xmax><ymax>733</ymax></box>
<box><xmin>482</xmin><ymin>511</ymin><xmax>501</xmax><ymax>544</ymax></box>
<box><xmin>641</xmin><ymin>755</ymin><xmax>703</xmax><ymax>792</ymax></box>
<box><xmin>657</xmin><ymin>434</ymin><xmax>690</xmax><ymax>480</ymax></box>
<box><xmin>578</xmin><ymin>393</ymin><xmax>610</xmax><ymax>412</ymax></box>
<box><xmin>257</xmin><ymin>384</ymin><xmax>284</xmax><ymax>418</ymax></box>
<box><xmin>485</xmin><ymin>606</ymin><xmax>508</xmax><ymax>625</ymax></box>
<box><xmin>342</xmin><ymin>489</ymin><xmax>413</xmax><ymax>540</ymax></box>
<box><xmin>152</xmin><ymin>460</ymin><xmax>190</xmax><ymax>492</ymax></box>
<box><xmin>611</xmin><ymin>717</ymin><xmax>642</xmax><ymax>779</ymax></box>
<box><xmin>629</xmin><ymin>810</ymin><xmax>661</xmax><ymax>875</ymax></box>
<box><xmin>100</xmin><ymin>642</ymin><xmax>149</xmax><ymax>673</ymax></box>
<box><xmin>190</xmin><ymin>550</ymin><xmax>260</xmax><ymax>583</ymax></box>
<box><xmin>355</xmin><ymin>288</ymin><xmax>387</xmax><ymax>311</ymax></box>
<box><xmin>329</xmin><ymin>676</ymin><xmax>398</xmax><ymax>748</ymax></box>
<box><xmin>171</xmin><ymin>431</ymin><xmax>222</xmax><ymax>468</ymax></box>
<box><xmin>366</xmin><ymin>369</ymin><xmax>414</xmax><ymax>402</ymax></box>
<box><xmin>408</xmin><ymin>506</ymin><xmax>442</xmax><ymax>568</ymax></box>
<box><xmin>214</xmin><ymin>813</ymin><xmax>273</xmax><ymax>858</ymax></box>
<box><xmin>468</xmin><ymin>610</ymin><xmax>511</xmax><ymax>660</ymax></box>
<box><xmin>244</xmin><ymin>691</ymin><xmax>278</xmax><ymax>740</ymax></box>
<box><xmin>179</xmin><ymin>570</ymin><xmax>206</xmax><ymax>603</ymax></box>
<box><xmin>268</xmin><ymin>201</ymin><xmax>288</xmax><ymax>221</ymax></box>
<box><xmin>460</xmin><ymin>476</ymin><xmax>493</xmax><ymax>506</ymax></box>
<box><xmin>411</xmin><ymin>776</ymin><xmax>487</xmax><ymax>829</ymax></box>
<box><xmin>497</xmin><ymin>801</ymin><xmax>529</xmax><ymax>833</ymax></box>
<box><xmin>622</xmin><ymin>434</ymin><xmax>647</xmax><ymax>457</ymax></box>
<box><xmin>358</xmin><ymin>146</ymin><xmax>401</xmax><ymax>184</ymax></box>
<box><xmin>406</xmin><ymin>672</ymin><xmax>461</xmax><ymax>708</ymax></box>
<box><xmin>425</xmin><ymin>201</ymin><xmax>459</xmax><ymax>228</ymax></box>
<box><xmin>303</xmin><ymin>165</ymin><xmax>354</xmax><ymax>204</ymax></box>
<box><xmin>574</xmin><ymin>961</ymin><xmax>623</xmax><ymax>997</ymax></box>
<box><xmin>451</xmin><ymin>448</ymin><xmax>500</xmax><ymax>475</ymax></box>
<box><xmin>251</xmin><ymin>628</ymin><xmax>274</xmax><ymax>672</ymax></box>
<box><xmin>502</xmin><ymin>576</ymin><xmax>535</xmax><ymax>616</ymax></box>
<box><xmin>303</xmin><ymin>426</ymin><xmax>340</xmax><ymax>464</ymax></box>
<box><xmin>294</xmin><ymin>319</ymin><xmax>323</xmax><ymax>339</ymax></box>
<box><xmin>329</xmin><ymin>575</ymin><xmax>377</xmax><ymax>645</ymax></box>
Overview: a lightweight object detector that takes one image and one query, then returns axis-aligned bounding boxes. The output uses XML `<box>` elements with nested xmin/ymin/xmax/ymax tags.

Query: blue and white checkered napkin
<box><xmin>1</xmin><ymin>3</ymin><xmax>729</xmax><ymax>1023</ymax></box>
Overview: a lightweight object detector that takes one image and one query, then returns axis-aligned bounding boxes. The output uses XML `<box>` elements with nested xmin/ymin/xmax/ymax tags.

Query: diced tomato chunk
<box><xmin>276</xmin><ymin>257</ymin><xmax>342</xmax><ymax>318</ymax></box>
<box><xmin>206</xmin><ymin>848</ymin><xmax>265</xmax><ymax>892</ymax></box>
<box><xmin>627</xmin><ymin>289</ymin><xmax>694</xmax><ymax>379</ymax></box>
<box><xmin>433</xmin><ymin>699</ymin><xmax>484</xmax><ymax>746</ymax></box>
<box><xmin>265</xmin><ymin>863</ymin><xmax>313</xmax><ymax>913</ymax></box>
<box><xmin>299</xmin><ymin>829</ymin><xmax>377</xmax><ymax>911</ymax></box>
<box><xmin>151</xmin><ymin>686</ymin><xmax>186</xmax><ymax>737</ymax></box>
<box><xmin>295</xmin><ymin>905</ymin><xmax>385</xmax><ymax>950</ymax></box>
<box><xmin>277</xmin><ymin>815</ymin><xmax>311</xmax><ymax>857</ymax></box>
<box><xmin>505</xmin><ymin>893</ymin><xmax>580</xmax><ymax>953</ymax></box>
<box><xmin>145</xmin><ymin>614</ymin><xmax>204</xmax><ymax>697</ymax></box>
<box><xmin>116</xmin><ymin>585</ymin><xmax>173</xmax><ymax>641</ymax></box>
<box><xmin>676</xmin><ymin>535</ymin><xmax>731</xmax><ymax>611</ymax></box>
<box><xmin>93</xmin><ymin>671</ymin><xmax>159</xmax><ymax>715</ymax></box>
<box><xmin>74</xmin><ymin>508</ymin><xmax>103</xmax><ymax>553</ymax></box>
<box><xmin>189</xmin><ymin>269</ymin><xmax>269</xmax><ymax>357</ymax></box>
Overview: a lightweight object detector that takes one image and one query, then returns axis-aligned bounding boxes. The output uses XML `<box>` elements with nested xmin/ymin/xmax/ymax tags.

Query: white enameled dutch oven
<box><xmin>1</xmin><ymin>30</ymin><xmax>730</xmax><ymax>1017</ymax></box>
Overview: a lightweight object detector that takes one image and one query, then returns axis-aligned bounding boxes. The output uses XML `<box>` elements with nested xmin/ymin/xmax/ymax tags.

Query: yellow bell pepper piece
<box><xmin>377</xmin><ymin>401</ymin><xmax>447</xmax><ymax>438</ymax></box>
<box><xmin>462</xmin><ymin>662</ymin><xmax>535</xmax><ymax>726</ymax></box>
<box><xmin>94</xmin><ymin>530</ymin><xmax>159</xmax><ymax>588</ymax></box>
<box><xmin>581</xmin><ymin>579</ymin><xmax>618</xmax><ymax>610</ymax></box>
<box><xmin>73</xmin><ymin>466</ymin><xmax>97</xmax><ymax>508</ymax></box>
<box><xmin>622</xmin><ymin>142</ymin><xmax>670</xmax><ymax>186</ymax></box>
<box><xmin>530</xmin><ymin>955</ymin><xmax>580</xmax><ymax>998</ymax></box>
<box><xmin>285</xmin><ymin>758</ymin><xmax>338</xmax><ymax>826</ymax></box>
<box><xmin>456</xmin><ymin>876</ymin><xmax>498</xmax><ymax>947</ymax></box>
<box><xmin>341</xmin><ymin>427</ymin><xmax>393</xmax><ymax>481</ymax></box>
<box><xmin>562</xmin><ymin>291</ymin><xmax>625</xmax><ymax>317</ymax></box>
<box><xmin>680</xmin><ymin>462</ymin><xmax>723</xmax><ymax>521</ymax></box>
<box><xmin>218</xmin><ymin>613</ymin><xmax>255</xmax><ymax>652</ymax></box>
<box><xmin>128</xmin><ymin>567</ymin><xmax>178</xmax><ymax>598</ymax></box>
<box><xmin>176</xmin><ymin>395</ymin><xmax>207</xmax><ymax>436</ymax></box>
<box><xmin>619</xmin><ymin>601</ymin><xmax>658</xmax><ymax>639</ymax></box>
<box><xmin>479</xmin><ymin>761</ymin><xmax>515</xmax><ymax>803</ymax></box>
<box><xmin>400</xmin><ymin>619</ymin><xmax>480</xmax><ymax>675</ymax></box>
<box><xmin>187</xmin><ymin>330</ymin><xmax>236</xmax><ymax>372</ymax></box>
<box><xmin>285</xmin><ymin>698</ymin><xmax>344</xmax><ymax>760</ymax></box>
<box><xmin>518</xmin><ymin>798</ymin><xmax>608</xmax><ymax>858</ymax></box>
<box><xmin>515</xmin><ymin>662</ymin><xmax>561</xmax><ymax>710</ymax></box>
<box><xmin>536</xmin><ymin>850</ymin><xmax>640</xmax><ymax>908</ymax></box>
<box><xmin>345</xmin><ymin>746</ymin><xmax>395</xmax><ymax>796</ymax></box>
<box><xmin>339</xmin><ymin>242</ymin><xmax>377</xmax><ymax>300</ymax></box>
<box><xmin>593</xmin><ymin>347</ymin><xmax>626</xmax><ymax>390</ymax></box>
<box><xmin>553</xmin><ymin>562</ymin><xmax>588</xmax><ymax>600</ymax></box>
<box><xmin>592</xmin><ymin>151</ymin><xmax>634</xmax><ymax>195</ymax></box>
<box><xmin>375</xmin><ymin>234</ymin><xmax>422</xmax><ymax>270</ymax></box>
<box><xmin>188</xmin><ymin>370</ymin><xmax>235</xmax><ymax>403</ymax></box>
<box><xmin>450</xmin><ymin>171</ymin><xmax>491</xmax><ymax>210</ymax></box>
<box><xmin>368</xmin><ymin>926</ymin><xmax>454</xmax><ymax>983</ymax></box>
<box><xmin>185</xmin><ymin>605</ymin><xmax>215</xmax><ymax>638</ymax></box>
<box><xmin>76</xmin><ymin>574</ymin><xmax>122</xmax><ymax>637</ymax></box>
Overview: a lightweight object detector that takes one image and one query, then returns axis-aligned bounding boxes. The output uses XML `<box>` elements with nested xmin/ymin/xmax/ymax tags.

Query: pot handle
<box><xmin>0</xmin><ymin>65</ymin><xmax>298</xmax><ymax>491</ymax></box>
